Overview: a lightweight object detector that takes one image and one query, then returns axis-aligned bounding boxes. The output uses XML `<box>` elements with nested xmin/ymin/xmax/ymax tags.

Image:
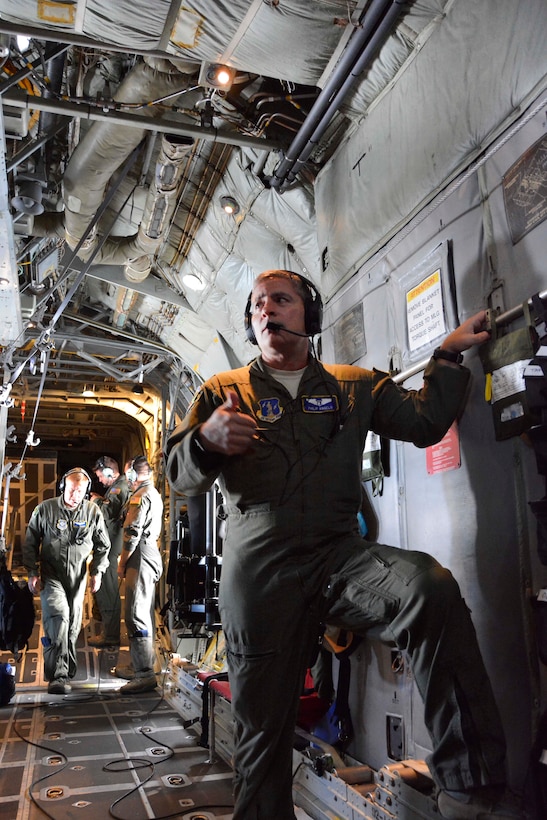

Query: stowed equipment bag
<box><xmin>0</xmin><ymin>556</ymin><xmax>35</xmax><ymax>658</ymax></box>
<box><xmin>479</xmin><ymin>301</ymin><xmax>540</xmax><ymax>441</ymax></box>
<box><xmin>0</xmin><ymin>662</ymin><xmax>16</xmax><ymax>706</ymax></box>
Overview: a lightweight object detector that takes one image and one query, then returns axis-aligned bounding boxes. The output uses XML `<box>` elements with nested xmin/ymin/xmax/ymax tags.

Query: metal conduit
<box><xmin>284</xmin><ymin>0</ymin><xmax>406</xmax><ymax>186</ymax></box>
<box><xmin>393</xmin><ymin>290</ymin><xmax>547</xmax><ymax>385</ymax></box>
<box><xmin>270</xmin><ymin>0</ymin><xmax>404</xmax><ymax>189</ymax></box>
<box><xmin>2</xmin><ymin>88</ymin><xmax>281</xmax><ymax>152</ymax></box>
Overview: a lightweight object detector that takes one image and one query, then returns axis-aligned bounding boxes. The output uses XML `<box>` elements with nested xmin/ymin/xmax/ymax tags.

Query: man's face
<box><xmin>250</xmin><ymin>275</ymin><xmax>307</xmax><ymax>354</ymax></box>
<box><xmin>94</xmin><ymin>469</ymin><xmax>112</xmax><ymax>487</ymax></box>
<box><xmin>63</xmin><ymin>477</ymin><xmax>88</xmax><ymax>508</ymax></box>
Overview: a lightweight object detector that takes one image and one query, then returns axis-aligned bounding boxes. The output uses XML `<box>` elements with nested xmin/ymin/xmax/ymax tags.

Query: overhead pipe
<box><xmin>3</xmin><ymin>87</ymin><xmax>282</xmax><ymax>151</ymax></box>
<box><xmin>39</xmin><ymin>45</ymin><xmax>67</xmax><ymax>175</ymax></box>
<box><xmin>270</xmin><ymin>0</ymin><xmax>405</xmax><ymax>189</ymax></box>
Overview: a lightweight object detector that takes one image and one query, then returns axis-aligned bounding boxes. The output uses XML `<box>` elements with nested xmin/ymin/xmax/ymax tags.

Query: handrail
<box><xmin>392</xmin><ymin>290</ymin><xmax>547</xmax><ymax>385</ymax></box>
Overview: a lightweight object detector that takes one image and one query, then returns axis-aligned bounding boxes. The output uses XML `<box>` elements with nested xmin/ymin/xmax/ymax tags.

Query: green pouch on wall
<box><xmin>479</xmin><ymin>302</ymin><xmax>539</xmax><ymax>441</ymax></box>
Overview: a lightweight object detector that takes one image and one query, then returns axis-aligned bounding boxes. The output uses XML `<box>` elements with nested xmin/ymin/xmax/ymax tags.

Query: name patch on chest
<box><xmin>302</xmin><ymin>395</ymin><xmax>339</xmax><ymax>413</ymax></box>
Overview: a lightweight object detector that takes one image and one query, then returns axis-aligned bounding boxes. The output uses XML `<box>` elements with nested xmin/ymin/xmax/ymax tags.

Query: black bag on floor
<box><xmin>0</xmin><ymin>559</ymin><xmax>35</xmax><ymax>658</ymax></box>
<box><xmin>0</xmin><ymin>662</ymin><xmax>16</xmax><ymax>706</ymax></box>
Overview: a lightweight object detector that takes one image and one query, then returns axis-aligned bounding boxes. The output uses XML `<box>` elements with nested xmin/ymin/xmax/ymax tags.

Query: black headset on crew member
<box><xmin>244</xmin><ymin>271</ymin><xmax>323</xmax><ymax>344</ymax></box>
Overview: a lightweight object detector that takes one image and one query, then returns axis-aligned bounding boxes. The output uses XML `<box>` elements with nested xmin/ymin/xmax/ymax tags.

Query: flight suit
<box><xmin>93</xmin><ymin>475</ymin><xmax>132</xmax><ymax>642</ymax></box>
<box><xmin>23</xmin><ymin>496</ymin><xmax>110</xmax><ymax>683</ymax></box>
<box><xmin>122</xmin><ymin>478</ymin><xmax>163</xmax><ymax>678</ymax></box>
<box><xmin>165</xmin><ymin>355</ymin><xmax>507</xmax><ymax>820</ymax></box>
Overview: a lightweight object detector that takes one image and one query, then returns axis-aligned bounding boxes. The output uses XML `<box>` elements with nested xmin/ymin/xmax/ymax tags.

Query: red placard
<box><xmin>426</xmin><ymin>421</ymin><xmax>461</xmax><ymax>475</ymax></box>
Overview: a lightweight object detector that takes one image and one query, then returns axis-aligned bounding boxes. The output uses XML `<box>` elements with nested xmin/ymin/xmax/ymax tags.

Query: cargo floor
<box><xmin>0</xmin><ymin>595</ymin><xmax>313</xmax><ymax>820</ymax></box>
<box><xmin>0</xmin><ymin>654</ymin><xmax>236</xmax><ymax>820</ymax></box>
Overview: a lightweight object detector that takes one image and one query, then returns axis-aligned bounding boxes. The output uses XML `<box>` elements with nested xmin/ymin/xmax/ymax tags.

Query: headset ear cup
<box><xmin>244</xmin><ymin>293</ymin><xmax>258</xmax><ymax>345</ymax></box>
<box><xmin>298</xmin><ymin>274</ymin><xmax>322</xmax><ymax>336</ymax></box>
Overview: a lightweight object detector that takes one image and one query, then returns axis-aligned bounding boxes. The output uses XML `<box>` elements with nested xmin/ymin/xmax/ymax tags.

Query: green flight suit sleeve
<box><xmin>370</xmin><ymin>358</ymin><xmax>471</xmax><ymax>446</ymax></box>
<box><xmin>165</xmin><ymin>382</ymin><xmax>227</xmax><ymax>496</ymax></box>
<box><xmin>88</xmin><ymin>505</ymin><xmax>112</xmax><ymax>577</ymax></box>
<box><xmin>22</xmin><ymin>504</ymin><xmax>44</xmax><ymax>578</ymax></box>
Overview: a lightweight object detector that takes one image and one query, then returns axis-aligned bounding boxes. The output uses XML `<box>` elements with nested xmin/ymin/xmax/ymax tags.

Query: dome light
<box><xmin>182</xmin><ymin>273</ymin><xmax>206</xmax><ymax>291</ymax></box>
<box><xmin>220</xmin><ymin>195</ymin><xmax>240</xmax><ymax>216</ymax></box>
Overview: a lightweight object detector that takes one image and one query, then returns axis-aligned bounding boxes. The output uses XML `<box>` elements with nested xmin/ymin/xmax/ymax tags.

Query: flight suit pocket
<box><xmin>322</xmin><ymin>546</ymin><xmax>406</xmax><ymax>628</ymax></box>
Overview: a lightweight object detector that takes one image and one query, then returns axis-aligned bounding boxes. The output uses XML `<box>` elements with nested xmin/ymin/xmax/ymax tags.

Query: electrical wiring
<box><xmin>10</xmin><ymin>639</ymin><xmax>233</xmax><ymax>820</ymax></box>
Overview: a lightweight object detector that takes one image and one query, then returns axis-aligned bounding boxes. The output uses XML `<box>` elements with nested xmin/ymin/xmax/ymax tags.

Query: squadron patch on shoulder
<box><xmin>257</xmin><ymin>397</ymin><xmax>284</xmax><ymax>422</ymax></box>
<box><xmin>302</xmin><ymin>395</ymin><xmax>339</xmax><ymax>413</ymax></box>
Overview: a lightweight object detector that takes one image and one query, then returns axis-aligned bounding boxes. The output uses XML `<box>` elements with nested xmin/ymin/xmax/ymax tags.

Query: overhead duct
<box><xmin>32</xmin><ymin>56</ymin><xmax>197</xmax><ymax>281</ymax></box>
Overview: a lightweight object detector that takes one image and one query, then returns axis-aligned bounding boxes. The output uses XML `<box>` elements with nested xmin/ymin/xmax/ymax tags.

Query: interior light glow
<box><xmin>182</xmin><ymin>273</ymin><xmax>206</xmax><ymax>291</ymax></box>
<box><xmin>220</xmin><ymin>195</ymin><xmax>240</xmax><ymax>215</ymax></box>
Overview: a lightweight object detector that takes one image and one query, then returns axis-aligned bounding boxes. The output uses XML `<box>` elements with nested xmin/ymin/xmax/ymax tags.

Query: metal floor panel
<box><xmin>0</xmin><ymin>680</ymin><xmax>235</xmax><ymax>819</ymax></box>
<box><xmin>0</xmin><ymin>597</ymin><xmax>315</xmax><ymax>820</ymax></box>
<box><xmin>0</xmin><ymin>590</ymin><xmax>238</xmax><ymax>820</ymax></box>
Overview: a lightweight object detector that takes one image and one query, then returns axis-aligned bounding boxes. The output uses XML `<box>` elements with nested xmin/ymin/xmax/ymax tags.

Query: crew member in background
<box><xmin>23</xmin><ymin>468</ymin><xmax>111</xmax><ymax>695</ymax></box>
<box><xmin>88</xmin><ymin>456</ymin><xmax>131</xmax><ymax>647</ymax></box>
<box><xmin>116</xmin><ymin>456</ymin><xmax>163</xmax><ymax>694</ymax></box>
<box><xmin>165</xmin><ymin>269</ymin><xmax>520</xmax><ymax>820</ymax></box>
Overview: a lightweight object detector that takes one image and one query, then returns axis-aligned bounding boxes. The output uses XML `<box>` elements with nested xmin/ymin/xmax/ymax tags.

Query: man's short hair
<box><xmin>253</xmin><ymin>269</ymin><xmax>308</xmax><ymax>302</ymax></box>
<box><xmin>132</xmin><ymin>455</ymin><xmax>151</xmax><ymax>476</ymax></box>
<box><xmin>93</xmin><ymin>455</ymin><xmax>119</xmax><ymax>473</ymax></box>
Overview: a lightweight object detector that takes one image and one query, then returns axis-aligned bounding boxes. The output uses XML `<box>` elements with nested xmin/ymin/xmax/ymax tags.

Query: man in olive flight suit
<box><xmin>23</xmin><ymin>468</ymin><xmax>111</xmax><ymax>695</ymax></box>
<box><xmin>89</xmin><ymin>456</ymin><xmax>131</xmax><ymax>646</ymax></box>
<box><xmin>165</xmin><ymin>270</ymin><xmax>519</xmax><ymax>820</ymax></box>
<box><xmin>116</xmin><ymin>455</ymin><xmax>163</xmax><ymax>694</ymax></box>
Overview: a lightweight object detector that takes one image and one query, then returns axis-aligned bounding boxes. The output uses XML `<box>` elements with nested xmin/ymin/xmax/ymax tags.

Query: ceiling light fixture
<box><xmin>199</xmin><ymin>62</ymin><xmax>236</xmax><ymax>90</ymax></box>
<box><xmin>82</xmin><ymin>384</ymin><xmax>95</xmax><ymax>397</ymax></box>
<box><xmin>220</xmin><ymin>195</ymin><xmax>240</xmax><ymax>216</ymax></box>
<box><xmin>182</xmin><ymin>273</ymin><xmax>206</xmax><ymax>291</ymax></box>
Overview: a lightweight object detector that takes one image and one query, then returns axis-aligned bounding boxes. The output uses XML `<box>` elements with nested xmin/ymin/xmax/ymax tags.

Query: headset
<box><xmin>59</xmin><ymin>468</ymin><xmax>92</xmax><ymax>495</ymax></box>
<box><xmin>244</xmin><ymin>271</ymin><xmax>323</xmax><ymax>345</ymax></box>
<box><xmin>125</xmin><ymin>455</ymin><xmax>149</xmax><ymax>483</ymax></box>
<box><xmin>93</xmin><ymin>456</ymin><xmax>115</xmax><ymax>479</ymax></box>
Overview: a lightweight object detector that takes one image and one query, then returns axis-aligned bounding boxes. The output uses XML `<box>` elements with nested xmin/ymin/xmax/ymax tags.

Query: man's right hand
<box><xmin>28</xmin><ymin>576</ymin><xmax>42</xmax><ymax>595</ymax></box>
<box><xmin>199</xmin><ymin>390</ymin><xmax>257</xmax><ymax>455</ymax></box>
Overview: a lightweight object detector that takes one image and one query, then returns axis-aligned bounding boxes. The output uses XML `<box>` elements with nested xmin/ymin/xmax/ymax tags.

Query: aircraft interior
<box><xmin>0</xmin><ymin>1</ymin><xmax>546</xmax><ymax>818</ymax></box>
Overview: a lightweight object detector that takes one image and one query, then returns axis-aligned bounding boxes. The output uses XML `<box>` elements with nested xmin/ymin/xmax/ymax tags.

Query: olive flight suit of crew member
<box><xmin>117</xmin><ymin>456</ymin><xmax>163</xmax><ymax>694</ymax></box>
<box><xmin>165</xmin><ymin>270</ymin><xmax>512</xmax><ymax>820</ymax></box>
<box><xmin>23</xmin><ymin>468</ymin><xmax>111</xmax><ymax>695</ymax></box>
<box><xmin>90</xmin><ymin>457</ymin><xmax>132</xmax><ymax>646</ymax></box>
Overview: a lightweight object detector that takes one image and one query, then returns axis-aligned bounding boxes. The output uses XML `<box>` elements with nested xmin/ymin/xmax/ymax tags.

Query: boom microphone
<box><xmin>266</xmin><ymin>321</ymin><xmax>310</xmax><ymax>337</ymax></box>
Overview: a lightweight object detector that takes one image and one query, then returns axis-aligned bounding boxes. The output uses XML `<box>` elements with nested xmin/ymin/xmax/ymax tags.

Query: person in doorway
<box><xmin>88</xmin><ymin>456</ymin><xmax>131</xmax><ymax>647</ymax></box>
<box><xmin>23</xmin><ymin>468</ymin><xmax>111</xmax><ymax>695</ymax></box>
<box><xmin>115</xmin><ymin>455</ymin><xmax>163</xmax><ymax>694</ymax></box>
<box><xmin>165</xmin><ymin>269</ymin><xmax>520</xmax><ymax>820</ymax></box>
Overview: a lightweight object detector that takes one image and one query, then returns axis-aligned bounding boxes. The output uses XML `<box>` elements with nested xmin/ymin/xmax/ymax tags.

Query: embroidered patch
<box><xmin>302</xmin><ymin>395</ymin><xmax>339</xmax><ymax>412</ymax></box>
<box><xmin>74</xmin><ymin>520</ymin><xmax>87</xmax><ymax>528</ymax></box>
<box><xmin>57</xmin><ymin>520</ymin><xmax>68</xmax><ymax>531</ymax></box>
<box><xmin>110</xmin><ymin>488</ymin><xmax>120</xmax><ymax>495</ymax></box>
<box><xmin>129</xmin><ymin>497</ymin><xmax>142</xmax><ymax>505</ymax></box>
<box><xmin>257</xmin><ymin>397</ymin><xmax>284</xmax><ymax>422</ymax></box>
